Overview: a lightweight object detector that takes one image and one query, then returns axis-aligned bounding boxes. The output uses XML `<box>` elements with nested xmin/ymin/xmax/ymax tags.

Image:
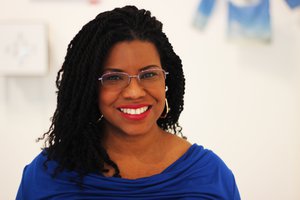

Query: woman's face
<box><xmin>98</xmin><ymin>40</ymin><xmax>166</xmax><ymax>137</ymax></box>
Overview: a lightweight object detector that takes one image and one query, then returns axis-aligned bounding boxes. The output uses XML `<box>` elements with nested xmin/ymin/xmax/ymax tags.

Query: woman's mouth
<box><xmin>118</xmin><ymin>105</ymin><xmax>151</xmax><ymax>120</ymax></box>
<box><xmin>119</xmin><ymin>106</ymin><xmax>149</xmax><ymax>115</ymax></box>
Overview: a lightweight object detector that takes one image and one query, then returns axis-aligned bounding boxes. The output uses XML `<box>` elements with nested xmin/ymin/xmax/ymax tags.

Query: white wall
<box><xmin>1</xmin><ymin>0</ymin><xmax>299</xmax><ymax>199</ymax></box>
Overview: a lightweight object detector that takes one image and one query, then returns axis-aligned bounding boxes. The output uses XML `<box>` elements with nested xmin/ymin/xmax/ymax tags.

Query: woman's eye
<box><xmin>140</xmin><ymin>71</ymin><xmax>158</xmax><ymax>79</ymax></box>
<box><xmin>104</xmin><ymin>74</ymin><xmax>123</xmax><ymax>81</ymax></box>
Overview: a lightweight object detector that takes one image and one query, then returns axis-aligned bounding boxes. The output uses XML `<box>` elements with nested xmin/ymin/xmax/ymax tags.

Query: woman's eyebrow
<box><xmin>103</xmin><ymin>65</ymin><xmax>161</xmax><ymax>73</ymax></box>
<box><xmin>140</xmin><ymin>65</ymin><xmax>161</xmax><ymax>71</ymax></box>
<box><xmin>102</xmin><ymin>68</ymin><xmax>123</xmax><ymax>73</ymax></box>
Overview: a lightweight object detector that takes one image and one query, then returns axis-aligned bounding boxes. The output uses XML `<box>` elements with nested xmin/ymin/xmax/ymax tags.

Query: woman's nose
<box><xmin>121</xmin><ymin>77</ymin><xmax>146</xmax><ymax>99</ymax></box>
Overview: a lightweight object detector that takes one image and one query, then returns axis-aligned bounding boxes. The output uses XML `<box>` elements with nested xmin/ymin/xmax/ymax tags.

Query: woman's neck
<box><xmin>102</xmin><ymin>124</ymin><xmax>167</xmax><ymax>159</ymax></box>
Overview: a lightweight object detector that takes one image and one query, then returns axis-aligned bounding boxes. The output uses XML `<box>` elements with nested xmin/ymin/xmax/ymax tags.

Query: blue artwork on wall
<box><xmin>227</xmin><ymin>0</ymin><xmax>271</xmax><ymax>42</ymax></box>
<box><xmin>285</xmin><ymin>0</ymin><xmax>300</xmax><ymax>9</ymax></box>
<box><xmin>194</xmin><ymin>0</ymin><xmax>216</xmax><ymax>30</ymax></box>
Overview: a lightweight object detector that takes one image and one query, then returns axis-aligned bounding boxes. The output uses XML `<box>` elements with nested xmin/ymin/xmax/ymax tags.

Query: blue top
<box><xmin>16</xmin><ymin>144</ymin><xmax>240</xmax><ymax>199</ymax></box>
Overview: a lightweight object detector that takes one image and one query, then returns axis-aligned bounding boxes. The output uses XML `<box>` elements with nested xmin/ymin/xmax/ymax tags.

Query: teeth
<box><xmin>120</xmin><ymin>106</ymin><xmax>148</xmax><ymax>115</ymax></box>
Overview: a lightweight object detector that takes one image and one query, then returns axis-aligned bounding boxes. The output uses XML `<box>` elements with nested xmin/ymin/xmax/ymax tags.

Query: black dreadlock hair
<box><xmin>39</xmin><ymin>5</ymin><xmax>185</xmax><ymax>182</ymax></box>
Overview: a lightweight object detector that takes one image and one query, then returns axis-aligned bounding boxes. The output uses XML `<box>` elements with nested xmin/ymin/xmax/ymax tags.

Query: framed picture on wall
<box><xmin>0</xmin><ymin>22</ymin><xmax>48</xmax><ymax>76</ymax></box>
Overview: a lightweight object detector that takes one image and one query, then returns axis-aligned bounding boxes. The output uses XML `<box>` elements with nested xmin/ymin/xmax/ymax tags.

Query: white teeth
<box><xmin>120</xmin><ymin>106</ymin><xmax>148</xmax><ymax>115</ymax></box>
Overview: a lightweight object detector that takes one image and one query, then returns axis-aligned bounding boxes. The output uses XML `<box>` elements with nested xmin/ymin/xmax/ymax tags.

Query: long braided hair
<box><xmin>39</xmin><ymin>5</ymin><xmax>185</xmax><ymax>180</ymax></box>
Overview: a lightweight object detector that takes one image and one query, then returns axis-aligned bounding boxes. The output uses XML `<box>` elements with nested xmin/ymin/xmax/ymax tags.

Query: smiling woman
<box><xmin>98</xmin><ymin>41</ymin><xmax>167</xmax><ymax>141</ymax></box>
<box><xmin>16</xmin><ymin>5</ymin><xmax>240</xmax><ymax>199</ymax></box>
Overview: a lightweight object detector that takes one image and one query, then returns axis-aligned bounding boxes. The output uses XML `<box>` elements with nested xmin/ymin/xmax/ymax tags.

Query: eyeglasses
<box><xmin>98</xmin><ymin>68</ymin><xmax>169</xmax><ymax>90</ymax></box>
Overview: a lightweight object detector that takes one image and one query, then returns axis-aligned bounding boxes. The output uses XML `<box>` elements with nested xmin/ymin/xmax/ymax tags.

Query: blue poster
<box><xmin>285</xmin><ymin>0</ymin><xmax>300</xmax><ymax>9</ymax></box>
<box><xmin>194</xmin><ymin>0</ymin><xmax>216</xmax><ymax>30</ymax></box>
<box><xmin>227</xmin><ymin>0</ymin><xmax>271</xmax><ymax>42</ymax></box>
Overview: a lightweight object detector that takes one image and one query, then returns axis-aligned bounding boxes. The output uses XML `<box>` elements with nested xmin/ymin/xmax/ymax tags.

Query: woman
<box><xmin>17</xmin><ymin>6</ymin><xmax>240</xmax><ymax>199</ymax></box>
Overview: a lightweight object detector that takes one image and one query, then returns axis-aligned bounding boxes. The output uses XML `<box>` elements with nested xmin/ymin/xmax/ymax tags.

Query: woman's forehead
<box><xmin>103</xmin><ymin>40</ymin><xmax>161</xmax><ymax>70</ymax></box>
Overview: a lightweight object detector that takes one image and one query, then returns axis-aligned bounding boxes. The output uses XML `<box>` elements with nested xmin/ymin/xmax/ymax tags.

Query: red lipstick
<box><xmin>117</xmin><ymin>104</ymin><xmax>151</xmax><ymax>121</ymax></box>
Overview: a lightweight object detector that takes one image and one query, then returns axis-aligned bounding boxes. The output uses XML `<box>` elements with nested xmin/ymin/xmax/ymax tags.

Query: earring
<box><xmin>96</xmin><ymin>115</ymin><xmax>103</xmax><ymax>123</ymax></box>
<box><xmin>165</xmin><ymin>86</ymin><xmax>168</xmax><ymax>92</ymax></box>
<box><xmin>160</xmin><ymin>98</ymin><xmax>170</xmax><ymax>118</ymax></box>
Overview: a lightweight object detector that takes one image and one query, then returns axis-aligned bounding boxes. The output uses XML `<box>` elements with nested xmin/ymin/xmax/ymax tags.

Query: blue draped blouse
<box><xmin>16</xmin><ymin>144</ymin><xmax>240</xmax><ymax>199</ymax></box>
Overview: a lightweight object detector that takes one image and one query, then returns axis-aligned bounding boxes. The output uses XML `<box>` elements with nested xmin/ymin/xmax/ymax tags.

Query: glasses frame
<box><xmin>98</xmin><ymin>68</ymin><xmax>169</xmax><ymax>89</ymax></box>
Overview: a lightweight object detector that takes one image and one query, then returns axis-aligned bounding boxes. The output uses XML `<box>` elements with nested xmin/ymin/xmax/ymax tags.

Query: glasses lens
<box><xmin>139</xmin><ymin>69</ymin><xmax>164</xmax><ymax>81</ymax></box>
<box><xmin>138</xmin><ymin>69</ymin><xmax>166</xmax><ymax>88</ymax></box>
<box><xmin>101</xmin><ymin>72</ymin><xmax>128</xmax><ymax>88</ymax></box>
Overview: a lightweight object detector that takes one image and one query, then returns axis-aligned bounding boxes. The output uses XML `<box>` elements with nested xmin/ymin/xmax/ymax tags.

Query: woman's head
<box><xmin>56</xmin><ymin>5</ymin><xmax>184</xmax><ymax>133</ymax></box>
<box><xmin>98</xmin><ymin>40</ymin><xmax>167</xmax><ymax>137</ymax></box>
<box><xmin>43</xmin><ymin>5</ymin><xmax>185</xmax><ymax>175</ymax></box>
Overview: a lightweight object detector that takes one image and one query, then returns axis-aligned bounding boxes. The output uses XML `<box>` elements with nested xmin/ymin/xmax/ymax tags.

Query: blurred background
<box><xmin>0</xmin><ymin>0</ymin><xmax>299</xmax><ymax>199</ymax></box>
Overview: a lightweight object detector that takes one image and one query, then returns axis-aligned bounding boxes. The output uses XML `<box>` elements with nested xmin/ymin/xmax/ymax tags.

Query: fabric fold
<box><xmin>16</xmin><ymin>144</ymin><xmax>240</xmax><ymax>199</ymax></box>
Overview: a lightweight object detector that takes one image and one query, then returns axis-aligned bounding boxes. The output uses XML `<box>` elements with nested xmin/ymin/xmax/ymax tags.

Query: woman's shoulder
<box><xmin>163</xmin><ymin>132</ymin><xmax>192</xmax><ymax>152</ymax></box>
<box><xmin>181</xmin><ymin>143</ymin><xmax>233</xmax><ymax>173</ymax></box>
<box><xmin>19</xmin><ymin>150</ymin><xmax>66</xmax><ymax>186</ymax></box>
<box><xmin>163</xmin><ymin>133</ymin><xmax>227</xmax><ymax>168</ymax></box>
<box><xmin>161</xmin><ymin>132</ymin><xmax>192</xmax><ymax>165</ymax></box>
<box><xmin>17</xmin><ymin>151</ymin><xmax>51</xmax><ymax>199</ymax></box>
<box><xmin>19</xmin><ymin>151</ymin><xmax>52</xmax><ymax>185</ymax></box>
<box><xmin>163</xmin><ymin>136</ymin><xmax>234</xmax><ymax>179</ymax></box>
<box><xmin>162</xmin><ymin>142</ymin><xmax>240</xmax><ymax>199</ymax></box>
<box><xmin>23</xmin><ymin>151</ymin><xmax>47</xmax><ymax>172</ymax></box>
<box><xmin>164</xmin><ymin>133</ymin><xmax>230</xmax><ymax>170</ymax></box>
